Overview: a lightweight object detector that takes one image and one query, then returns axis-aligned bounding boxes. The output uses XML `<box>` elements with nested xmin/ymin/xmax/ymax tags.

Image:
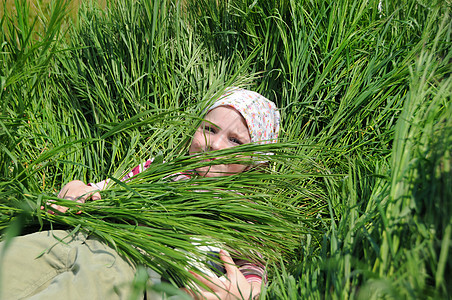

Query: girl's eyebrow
<box><xmin>201</xmin><ymin>121</ymin><xmax>219</xmax><ymax>129</ymax></box>
<box><xmin>202</xmin><ymin>119</ymin><xmax>250</xmax><ymax>141</ymax></box>
<box><xmin>231</xmin><ymin>127</ymin><xmax>251</xmax><ymax>142</ymax></box>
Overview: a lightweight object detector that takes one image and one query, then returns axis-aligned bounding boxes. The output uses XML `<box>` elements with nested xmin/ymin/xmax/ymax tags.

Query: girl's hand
<box><xmin>189</xmin><ymin>250</ymin><xmax>261</xmax><ymax>300</ymax></box>
<box><xmin>43</xmin><ymin>180</ymin><xmax>101</xmax><ymax>214</ymax></box>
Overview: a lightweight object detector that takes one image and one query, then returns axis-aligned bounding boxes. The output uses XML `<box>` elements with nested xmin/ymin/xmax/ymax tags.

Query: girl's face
<box><xmin>189</xmin><ymin>106</ymin><xmax>251</xmax><ymax>177</ymax></box>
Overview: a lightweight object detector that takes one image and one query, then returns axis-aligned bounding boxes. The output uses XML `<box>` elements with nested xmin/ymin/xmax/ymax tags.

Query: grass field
<box><xmin>1</xmin><ymin>0</ymin><xmax>451</xmax><ymax>298</ymax></box>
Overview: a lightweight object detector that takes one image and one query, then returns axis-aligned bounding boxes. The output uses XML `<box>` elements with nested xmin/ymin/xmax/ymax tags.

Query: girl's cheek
<box><xmin>188</xmin><ymin>138</ymin><xmax>197</xmax><ymax>154</ymax></box>
<box><xmin>189</xmin><ymin>132</ymin><xmax>204</xmax><ymax>154</ymax></box>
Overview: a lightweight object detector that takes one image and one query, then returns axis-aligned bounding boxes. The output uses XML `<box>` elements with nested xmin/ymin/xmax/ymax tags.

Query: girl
<box><xmin>0</xmin><ymin>88</ymin><xmax>280</xmax><ymax>300</ymax></box>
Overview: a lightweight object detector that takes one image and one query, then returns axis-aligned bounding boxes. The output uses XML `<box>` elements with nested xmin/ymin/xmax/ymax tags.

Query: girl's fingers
<box><xmin>77</xmin><ymin>190</ymin><xmax>92</xmax><ymax>203</ymax></box>
<box><xmin>79</xmin><ymin>189</ymin><xmax>101</xmax><ymax>202</ymax></box>
<box><xmin>189</xmin><ymin>271</ymin><xmax>225</xmax><ymax>292</ymax></box>
<box><xmin>219</xmin><ymin>249</ymin><xmax>238</xmax><ymax>278</ymax></box>
<box><xmin>50</xmin><ymin>203</ymin><xmax>68</xmax><ymax>214</ymax></box>
<box><xmin>47</xmin><ymin>182</ymin><xmax>101</xmax><ymax>215</ymax></box>
<box><xmin>74</xmin><ymin>189</ymin><xmax>101</xmax><ymax>203</ymax></box>
<box><xmin>42</xmin><ymin>192</ymin><xmax>99</xmax><ymax>215</ymax></box>
<box><xmin>195</xmin><ymin>291</ymin><xmax>219</xmax><ymax>300</ymax></box>
<box><xmin>191</xmin><ymin>288</ymin><xmax>226</xmax><ymax>300</ymax></box>
<box><xmin>90</xmin><ymin>191</ymin><xmax>101</xmax><ymax>201</ymax></box>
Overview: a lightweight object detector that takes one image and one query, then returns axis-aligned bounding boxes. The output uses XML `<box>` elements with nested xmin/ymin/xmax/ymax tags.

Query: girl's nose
<box><xmin>209</xmin><ymin>135</ymin><xmax>226</xmax><ymax>151</ymax></box>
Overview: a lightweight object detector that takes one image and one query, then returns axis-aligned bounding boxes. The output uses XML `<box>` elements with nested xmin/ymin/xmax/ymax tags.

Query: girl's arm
<box><xmin>53</xmin><ymin>159</ymin><xmax>155</xmax><ymax>213</ymax></box>
<box><xmin>89</xmin><ymin>158</ymin><xmax>154</xmax><ymax>190</ymax></box>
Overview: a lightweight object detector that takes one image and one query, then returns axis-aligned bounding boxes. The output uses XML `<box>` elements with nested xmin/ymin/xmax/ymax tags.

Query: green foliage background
<box><xmin>1</xmin><ymin>0</ymin><xmax>451</xmax><ymax>298</ymax></box>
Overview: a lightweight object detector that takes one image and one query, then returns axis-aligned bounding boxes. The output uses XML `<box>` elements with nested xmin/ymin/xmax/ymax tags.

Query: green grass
<box><xmin>1</xmin><ymin>0</ymin><xmax>451</xmax><ymax>298</ymax></box>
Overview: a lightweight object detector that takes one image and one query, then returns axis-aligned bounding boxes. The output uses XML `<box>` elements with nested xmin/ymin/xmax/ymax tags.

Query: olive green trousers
<box><xmin>0</xmin><ymin>230</ymin><xmax>140</xmax><ymax>300</ymax></box>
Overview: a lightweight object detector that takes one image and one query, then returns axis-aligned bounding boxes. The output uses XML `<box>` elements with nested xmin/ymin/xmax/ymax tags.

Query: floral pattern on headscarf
<box><xmin>206</xmin><ymin>87</ymin><xmax>280</xmax><ymax>145</ymax></box>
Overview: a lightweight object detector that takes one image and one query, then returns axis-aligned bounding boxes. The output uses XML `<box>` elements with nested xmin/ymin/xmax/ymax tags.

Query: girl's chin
<box><xmin>195</xmin><ymin>166</ymin><xmax>232</xmax><ymax>177</ymax></box>
<box><xmin>195</xmin><ymin>164</ymin><xmax>247</xmax><ymax>177</ymax></box>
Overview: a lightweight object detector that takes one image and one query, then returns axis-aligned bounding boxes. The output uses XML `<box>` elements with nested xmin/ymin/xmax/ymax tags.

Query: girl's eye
<box><xmin>204</xmin><ymin>125</ymin><xmax>216</xmax><ymax>133</ymax></box>
<box><xmin>230</xmin><ymin>137</ymin><xmax>243</xmax><ymax>145</ymax></box>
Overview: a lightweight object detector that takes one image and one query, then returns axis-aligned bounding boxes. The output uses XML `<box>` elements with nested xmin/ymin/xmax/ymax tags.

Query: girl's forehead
<box><xmin>205</xmin><ymin>106</ymin><xmax>246</xmax><ymax>124</ymax></box>
<box><xmin>204</xmin><ymin>106</ymin><xmax>250</xmax><ymax>135</ymax></box>
<box><xmin>205</xmin><ymin>105</ymin><xmax>243</xmax><ymax>119</ymax></box>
